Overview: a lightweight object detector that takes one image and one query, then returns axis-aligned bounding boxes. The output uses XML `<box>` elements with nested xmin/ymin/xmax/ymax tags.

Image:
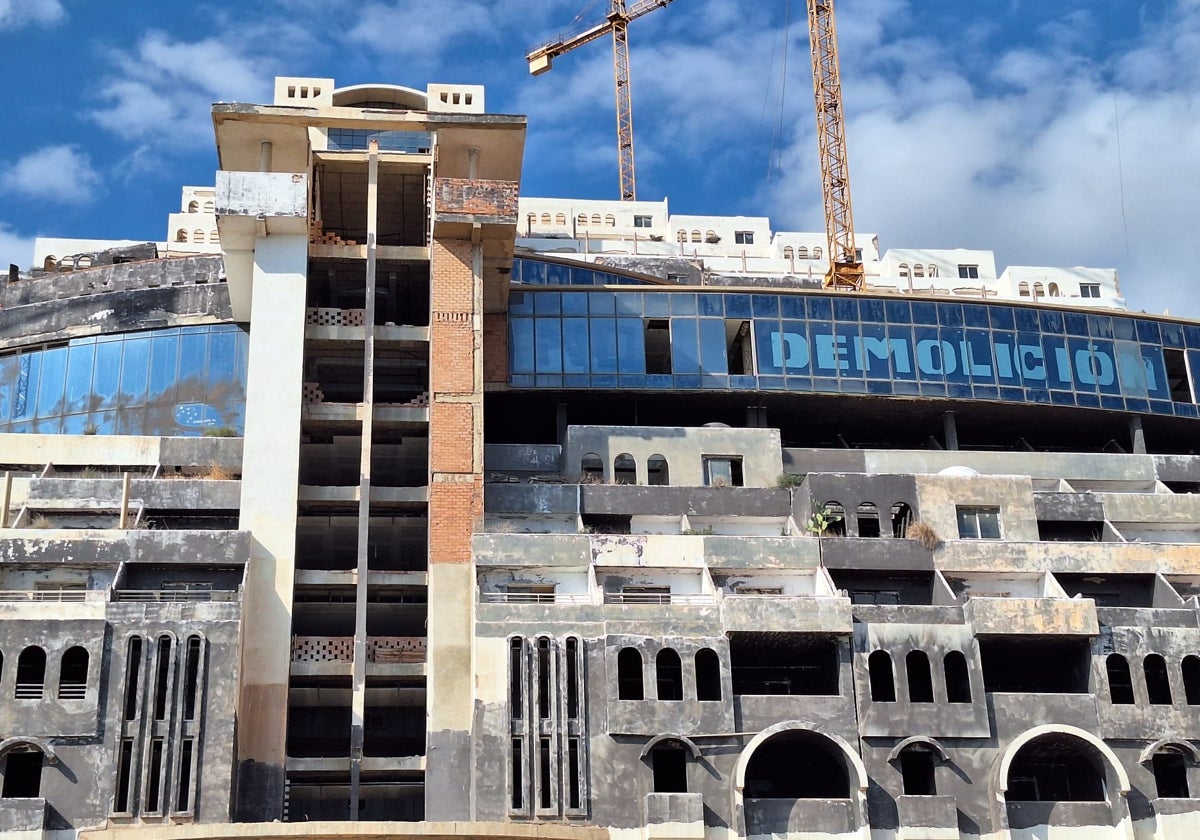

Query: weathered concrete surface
<box><xmin>2</xmin><ymin>254</ymin><xmax>222</xmax><ymax>308</ymax></box>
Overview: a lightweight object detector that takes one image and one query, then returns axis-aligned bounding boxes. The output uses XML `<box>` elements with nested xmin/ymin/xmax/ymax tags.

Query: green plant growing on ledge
<box><xmin>775</xmin><ymin>473</ymin><xmax>805</xmax><ymax>489</ymax></box>
<box><xmin>83</xmin><ymin>423</ymin><xmax>99</xmax><ymax>435</ymax></box>
<box><xmin>683</xmin><ymin>525</ymin><xmax>715</xmax><ymax>536</ymax></box>
<box><xmin>805</xmin><ymin>505</ymin><xmax>842</xmax><ymax>537</ymax></box>
<box><xmin>202</xmin><ymin>426</ymin><xmax>238</xmax><ymax>438</ymax></box>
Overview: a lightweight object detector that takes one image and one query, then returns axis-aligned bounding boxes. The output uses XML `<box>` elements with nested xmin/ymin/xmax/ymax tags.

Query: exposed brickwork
<box><xmin>430</xmin><ymin>402</ymin><xmax>475</xmax><ymax>473</ymax></box>
<box><xmin>431</xmin><ymin>239</ymin><xmax>474</xmax><ymax>314</ymax></box>
<box><xmin>427</xmin><ymin>478</ymin><xmax>483</xmax><ymax>564</ymax></box>
<box><xmin>483</xmin><ymin>313</ymin><xmax>508</xmax><ymax>384</ymax></box>
<box><xmin>431</xmin><ymin>320</ymin><xmax>475</xmax><ymax>395</ymax></box>
<box><xmin>434</xmin><ymin>178</ymin><xmax>519</xmax><ymax>219</ymax></box>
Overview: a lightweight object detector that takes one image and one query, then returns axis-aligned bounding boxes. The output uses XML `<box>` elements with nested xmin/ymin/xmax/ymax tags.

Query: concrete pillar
<box><xmin>234</xmin><ymin>233</ymin><xmax>309</xmax><ymax>820</ymax></box>
<box><xmin>943</xmin><ymin>411</ymin><xmax>959</xmax><ymax>451</ymax></box>
<box><xmin>1129</xmin><ymin>416</ymin><xmax>1146</xmax><ymax>454</ymax></box>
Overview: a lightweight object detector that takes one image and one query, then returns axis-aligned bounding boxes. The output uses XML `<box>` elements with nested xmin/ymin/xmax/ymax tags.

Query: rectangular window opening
<box><xmin>567</xmin><ymin>738</ymin><xmax>581</xmax><ymax>809</ymax></box>
<box><xmin>175</xmin><ymin>739</ymin><xmax>193</xmax><ymax>812</ymax></box>
<box><xmin>115</xmin><ymin>739</ymin><xmax>135</xmax><ymax>812</ymax></box>
<box><xmin>900</xmin><ymin>750</ymin><xmax>937</xmax><ymax>796</ymax></box>
<box><xmin>734</xmin><ymin>231</ymin><xmax>754</xmax><ymax>245</ymax></box>
<box><xmin>509</xmin><ymin>638</ymin><xmax>523</xmax><ymax>719</ymax></box>
<box><xmin>725</xmin><ymin>320</ymin><xmax>752</xmax><ymax>375</ymax></box>
<box><xmin>153</xmin><ymin>638</ymin><xmax>173</xmax><ymax>721</ymax></box>
<box><xmin>146</xmin><ymin>739</ymin><xmax>164</xmax><ymax>813</ymax></box>
<box><xmin>1164</xmin><ymin>349</ymin><xmax>1193</xmax><ymax>403</ymax></box>
<box><xmin>703</xmin><ymin>456</ymin><xmax>743</xmax><ymax>487</ymax></box>
<box><xmin>958</xmin><ymin>264</ymin><xmax>979</xmax><ymax>279</ymax></box>
<box><xmin>979</xmin><ymin>637</ymin><xmax>1090</xmax><ymax>693</ymax></box>
<box><xmin>957</xmin><ymin>506</ymin><xmax>1001</xmax><ymax>539</ymax></box>
<box><xmin>183</xmin><ymin>638</ymin><xmax>201</xmax><ymax>721</ymax></box>
<box><xmin>510</xmin><ymin>738</ymin><xmax>524</xmax><ymax>810</ymax></box>
<box><xmin>1080</xmin><ymin>283</ymin><xmax>1101</xmax><ymax>298</ymax></box>
<box><xmin>538</xmin><ymin>737</ymin><xmax>552</xmax><ymax>810</ymax></box>
<box><xmin>566</xmin><ymin>638</ymin><xmax>580</xmax><ymax>719</ymax></box>
<box><xmin>1</xmin><ymin>751</ymin><xmax>43</xmax><ymax>798</ymax></box>
<box><xmin>634</xmin><ymin>215</ymin><xmax>652</xmax><ymax>228</ymax></box>
<box><xmin>537</xmin><ymin>638</ymin><xmax>552</xmax><ymax>720</ymax></box>
<box><xmin>123</xmin><ymin>639</ymin><xmax>142</xmax><ymax>721</ymax></box>
<box><xmin>644</xmin><ymin>319</ymin><xmax>672</xmax><ymax>374</ymax></box>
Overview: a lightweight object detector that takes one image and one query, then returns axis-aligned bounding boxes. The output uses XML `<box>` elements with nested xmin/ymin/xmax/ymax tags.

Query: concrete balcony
<box><xmin>722</xmin><ymin>594</ymin><xmax>851</xmax><ymax>634</ymax></box>
<box><xmin>0</xmin><ymin>798</ymin><xmax>45</xmax><ymax>834</ymax></box>
<box><xmin>216</xmin><ymin>170</ymin><xmax>307</xmax><ymax>230</ymax></box>
<box><xmin>1005</xmin><ymin>801</ymin><xmax>1114</xmax><ymax>832</ymax></box>
<box><xmin>645</xmin><ymin>792</ymin><xmax>704</xmax><ymax>840</ymax></box>
<box><xmin>965</xmin><ymin>596</ymin><xmax>1098</xmax><ymax>635</ymax></box>
<box><xmin>581</xmin><ymin>485</ymin><xmax>791</xmax><ymax>518</ymax></box>
<box><xmin>744</xmin><ymin>798</ymin><xmax>855</xmax><ymax>836</ymax></box>
<box><xmin>896</xmin><ymin>795</ymin><xmax>959</xmax><ymax>840</ymax></box>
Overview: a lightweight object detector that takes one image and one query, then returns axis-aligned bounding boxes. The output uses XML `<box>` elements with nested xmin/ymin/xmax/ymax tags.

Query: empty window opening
<box><xmin>577</xmin><ymin>214</ymin><xmax>588</xmax><ymax>226</ymax></box>
<box><xmin>726</xmin><ymin>319</ymin><xmax>753</xmax><ymax>375</ymax></box>
<box><xmin>1183</xmin><ymin>656</ymin><xmax>1200</xmax><ymax>705</ymax></box>
<box><xmin>176</xmin><ymin>739</ymin><xmax>194</xmax><ymax>812</ymax></box>
<box><xmin>618</xmin><ymin>647</ymin><xmax>644</xmax><ymax>700</ymax></box>
<box><xmin>1034</xmin><ymin>282</ymin><xmax>1045</xmax><ymax>298</ymax></box>
<box><xmin>899</xmin><ymin>263</ymin><xmax>910</xmax><ymax>279</ymax></box>
<box><xmin>555</xmin><ymin>213</ymin><xmax>566</xmax><ymax>225</ymax></box>
<box><xmin>690</xmin><ymin>230</ymin><xmax>701</xmax><ymax>243</ymax></box>
<box><xmin>591</xmin><ymin>214</ymin><xmax>602</xmax><ymax>225</ymax></box>
<box><xmin>703</xmin><ymin>456</ymin><xmax>743</xmax><ymax>487</ymax></box>
<box><xmin>831</xmin><ymin>570</ymin><xmax>933</xmax><ymax>606</ymax></box>
<box><xmin>2</xmin><ymin>750</ymin><xmax>43</xmax><ymax>798</ymax></box>
<box><xmin>868</xmin><ymin>650</ymin><xmax>896</xmax><ymax>702</ymax></box>
<box><xmin>1006</xmin><ymin>735</ymin><xmax>1105</xmax><ymax>801</ymax></box>
<box><xmin>604</xmin><ymin>215</ymin><xmax>616</xmax><ymax>227</ymax></box>
<box><xmin>944</xmin><ymin>651</ymin><xmax>972</xmax><ymax>703</ymax></box>
<box><xmin>538</xmin><ymin>737</ymin><xmax>552</xmax><ymax>809</ymax></box>
<box><xmin>980</xmin><ymin>638</ymin><xmax>1090</xmax><ymax>693</ymax></box>
<box><xmin>567</xmin><ymin>738</ymin><xmax>581</xmax><ymax>809</ymax></box>
<box><xmin>744</xmin><ymin>731</ymin><xmax>849</xmax><ymax>798</ymax></box>
<box><xmin>175</xmin><ymin>229</ymin><xmax>188</xmax><ymax>243</ymax></box>
<box><xmin>1153</xmin><ymin>750</ymin><xmax>1190</xmax><ymax>798</ymax></box>
<box><xmin>537</xmin><ymin>637</ymin><xmax>553</xmax><ymax>719</ymax></box>
<box><xmin>677</xmin><ymin>229</ymin><xmax>687</xmax><ymax>242</ymax></box>
<box><xmin>510</xmin><ymin>738</ymin><xmax>523</xmax><ymax>809</ymax></box>
<box><xmin>696</xmin><ymin>648</ymin><xmax>722</xmax><ymax>701</ymax></box>
<box><xmin>856</xmin><ymin>502</ymin><xmax>881</xmax><ymax>538</ymax></box>
<box><xmin>644</xmin><ymin>320</ymin><xmax>672</xmax><ymax>374</ymax></box>
<box><xmin>124</xmin><ymin>637</ymin><xmax>142</xmax><ymax>720</ymax></box>
<box><xmin>614</xmin><ymin>453</ymin><xmax>638</xmax><ymax>485</ymax></box>
<box><xmin>1145</xmin><ymin>654</ymin><xmax>1173</xmax><ymax>705</ymax></box>
<box><xmin>1048</xmin><ymin>282</ymin><xmax>1060</xmax><ymax>296</ymax></box>
<box><xmin>509</xmin><ymin>637</ymin><xmax>524</xmax><ymax>718</ymax></box>
<box><xmin>1038</xmin><ymin>520</ymin><xmax>1104</xmax><ymax>541</ymax></box>
<box><xmin>187</xmin><ymin>200</ymin><xmax>199</xmax><ymax>213</ymax></box>
<box><xmin>153</xmin><ymin>637</ymin><xmax>173</xmax><ymax>721</ymax></box>
<box><xmin>656</xmin><ymin>649</ymin><xmax>684</xmax><ymax>700</ymax></box>
<box><xmin>783</xmin><ymin>247</ymin><xmax>794</xmax><ymax>260</ymax></box>
<box><xmin>651</xmin><ymin>743</ymin><xmax>688</xmax><ymax>793</ymax></box>
<box><xmin>913</xmin><ymin>264</ymin><xmax>925</xmax><ymax>279</ymax></box>
<box><xmin>59</xmin><ymin>645</ymin><xmax>88</xmax><ymax>699</ymax></box>
<box><xmin>581</xmin><ymin>453</ymin><xmax>603</xmax><ymax>483</ymax></box>
<box><xmin>647</xmin><ymin>455</ymin><xmax>669</xmax><ymax>486</ymax></box>
<box><xmin>730</xmin><ymin>634</ymin><xmax>839</xmax><ymax>696</ymax></box>
<box><xmin>15</xmin><ymin>646</ymin><xmax>46</xmax><ymax>699</ymax></box>
<box><xmin>146</xmin><ymin>738</ymin><xmax>165</xmax><ymax>812</ymax></box>
<box><xmin>891</xmin><ymin>502</ymin><xmax>913</xmax><ymax>537</ymax></box>
<box><xmin>906</xmin><ymin>651</ymin><xmax>934</xmax><ymax>703</ymax></box>
<box><xmin>541</xmin><ymin>213</ymin><xmax>551</xmax><ymax>224</ymax></box>
<box><xmin>582</xmin><ymin>513</ymin><xmax>631</xmax><ymax>534</ymax></box>
<box><xmin>957</xmin><ymin>506</ymin><xmax>1001</xmax><ymax>539</ymax></box>
<box><xmin>1164</xmin><ymin>349</ymin><xmax>1193</xmax><ymax>403</ymax></box>
<box><xmin>115</xmin><ymin>739</ymin><xmax>135</xmax><ymax>812</ymax></box>
<box><xmin>1057</xmin><ymin>573</ymin><xmax>1155</xmax><ymax>607</ymax></box>
<box><xmin>183</xmin><ymin>636</ymin><xmax>202</xmax><ymax>720</ymax></box>
<box><xmin>812</xmin><ymin>247</ymin><xmax>823</xmax><ymax>259</ymax></box>
<box><xmin>565</xmin><ymin>637</ymin><xmax>580</xmax><ymax>718</ymax></box>
<box><xmin>1102</xmin><ymin>654</ymin><xmax>1132</xmax><ymax>705</ymax></box>
<box><xmin>900</xmin><ymin>748</ymin><xmax>937</xmax><ymax>796</ymax></box>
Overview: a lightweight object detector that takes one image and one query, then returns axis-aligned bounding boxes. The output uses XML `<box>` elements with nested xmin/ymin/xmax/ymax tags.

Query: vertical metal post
<box><xmin>119</xmin><ymin>472</ymin><xmax>131</xmax><ymax>529</ymax></box>
<box><xmin>1</xmin><ymin>471</ymin><xmax>11</xmax><ymax>528</ymax></box>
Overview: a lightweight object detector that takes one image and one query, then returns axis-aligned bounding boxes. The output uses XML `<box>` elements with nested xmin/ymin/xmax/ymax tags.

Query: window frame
<box><xmin>956</xmin><ymin>506</ymin><xmax>1001</xmax><ymax>539</ymax></box>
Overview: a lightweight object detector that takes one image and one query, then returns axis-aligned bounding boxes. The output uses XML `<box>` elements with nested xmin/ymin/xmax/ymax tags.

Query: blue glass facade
<box><xmin>0</xmin><ymin>324</ymin><xmax>249</xmax><ymax>436</ymax></box>
<box><xmin>508</xmin><ymin>285</ymin><xmax>1200</xmax><ymax>419</ymax></box>
<box><xmin>327</xmin><ymin>128</ymin><xmax>432</xmax><ymax>153</ymax></box>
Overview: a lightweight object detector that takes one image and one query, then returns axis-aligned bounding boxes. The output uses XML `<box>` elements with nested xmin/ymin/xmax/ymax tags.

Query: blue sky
<box><xmin>1</xmin><ymin>0</ymin><xmax>1197</xmax><ymax>317</ymax></box>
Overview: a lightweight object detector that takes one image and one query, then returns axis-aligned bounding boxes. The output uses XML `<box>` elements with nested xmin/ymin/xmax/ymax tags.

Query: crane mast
<box><xmin>527</xmin><ymin>0</ymin><xmax>674</xmax><ymax>202</ymax></box>
<box><xmin>807</xmin><ymin>0</ymin><xmax>865</xmax><ymax>290</ymax></box>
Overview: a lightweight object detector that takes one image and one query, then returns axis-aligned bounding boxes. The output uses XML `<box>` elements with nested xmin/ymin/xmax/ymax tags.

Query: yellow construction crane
<box><xmin>806</xmin><ymin>0</ymin><xmax>865</xmax><ymax>289</ymax></box>
<box><xmin>527</xmin><ymin>0</ymin><xmax>675</xmax><ymax>202</ymax></box>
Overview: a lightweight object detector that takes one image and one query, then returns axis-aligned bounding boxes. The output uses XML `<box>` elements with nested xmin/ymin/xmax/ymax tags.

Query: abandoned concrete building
<box><xmin>2</xmin><ymin>75</ymin><xmax>1200</xmax><ymax>840</ymax></box>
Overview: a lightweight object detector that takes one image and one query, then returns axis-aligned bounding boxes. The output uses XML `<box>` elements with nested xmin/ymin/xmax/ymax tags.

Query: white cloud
<box><xmin>90</xmin><ymin>31</ymin><xmax>272</xmax><ymax>148</ymax></box>
<box><xmin>0</xmin><ymin>222</ymin><xmax>35</xmax><ymax>271</ymax></box>
<box><xmin>0</xmin><ymin>145</ymin><xmax>101</xmax><ymax>205</ymax></box>
<box><xmin>347</xmin><ymin>1</ymin><xmax>494</xmax><ymax>58</ymax></box>
<box><xmin>0</xmin><ymin>0</ymin><xmax>63</xmax><ymax>30</ymax></box>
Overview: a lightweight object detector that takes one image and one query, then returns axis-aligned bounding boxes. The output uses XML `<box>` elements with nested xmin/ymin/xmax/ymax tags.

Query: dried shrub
<box><xmin>205</xmin><ymin>464</ymin><xmax>239</xmax><ymax>480</ymax></box>
<box><xmin>907</xmin><ymin>520</ymin><xmax>940</xmax><ymax>550</ymax></box>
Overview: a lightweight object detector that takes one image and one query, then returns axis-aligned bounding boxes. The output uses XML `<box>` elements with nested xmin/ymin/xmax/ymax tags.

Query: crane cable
<box><xmin>765</xmin><ymin>0</ymin><xmax>793</xmax><ymax>183</ymax></box>
<box><xmin>1105</xmin><ymin>0</ymin><xmax>1131</xmax><ymax>261</ymax></box>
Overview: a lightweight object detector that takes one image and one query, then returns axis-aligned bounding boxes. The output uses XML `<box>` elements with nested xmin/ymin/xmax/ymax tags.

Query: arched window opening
<box><xmin>193</xmin><ymin>229</ymin><xmax>205</xmax><ymax>244</ymax></box>
<box><xmin>1</xmin><ymin>749</ymin><xmax>44</xmax><ymax>798</ymax></box>
<box><xmin>928</xmin><ymin>264</ymin><xmax>939</xmax><ymax>277</ymax></box>
<box><xmin>183</xmin><ymin>636</ymin><xmax>202</xmax><ymax>720</ymax></box>
<box><xmin>613</xmin><ymin>453</ymin><xmax>637</xmax><ymax>485</ymax></box>
<box><xmin>175</xmin><ymin>229</ymin><xmax>188</xmax><ymax>243</ymax></box>
<box><xmin>618</xmin><ymin>647</ymin><xmax>643</xmax><ymax>700</ymax></box>
<box><xmin>1048</xmin><ymin>282</ymin><xmax>1060</xmax><ymax>297</ymax></box>
<box><xmin>695</xmin><ymin>648</ymin><xmax>721</xmax><ymax>701</ymax></box>
<box><xmin>647</xmin><ymin>455</ymin><xmax>669</xmax><ymax>486</ymax></box>
<box><xmin>744</xmin><ymin>731</ymin><xmax>850</xmax><ymax>798</ymax></box>
<box><xmin>650</xmin><ymin>741</ymin><xmax>688</xmax><ymax>793</ymax></box>
<box><xmin>1106</xmin><ymin>654</ymin><xmax>1134</xmax><ymax>704</ymax></box>
<box><xmin>581</xmin><ymin>453</ymin><xmax>603</xmax><ymax>483</ymax></box>
<box><xmin>208</xmin><ymin>230</ymin><xmax>219</xmax><ymax>243</ymax></box>
<box><xmin>691</xmin><ymin>230</ymin><xmax>702</xmax><ymax>243</ymax></box>
<box><xmin>153</xmin><ymin>636</ymin><xmax>174</xmax><ymax>721</ymax></box>
<box><xmin>899</xmin><ymin>746</ymin><xmax>937</xmax><ymax>796</ymax></box>
<box><xmin>797</xmin><ymin>246</ymin><xmax>809</xmax><ymax>259</ymax></box>
<box><xmin>202</xmin><ymin>200</ymin><xmax>214</xmax><ymax>212</ymax></box>
<box><xmin>589</xmin><ymin>213</ymin><xmax>600</xmax><ymax>225</ymax></box>
<box><xmin>1182</xmin><ymin>656</ymin><xmax>1200</xmax><ymax>705</ymax></box>
<box><xmin>1018</xmin><ymin>281</ymin><xmax>1030</xmax><ymax>297</ymax></box>
<box><xmin>944</xmin><ymin>651</ymin><xmax>971</xmax><ymax>703</ymax></box>
<box><xmin>1153</xmin><ymin>748</ymin><xmax>1191</xmax><ymax>798</ymax></box>
<box><xmin>565</xmin><ymin>637</ymin><xmax>580</xmax><ymax>719</ymax></box>
<box><xmin>906</xmin><ymin>650</ymin><xmax>934</xmax><ymax>703</ymax></box>
<box><xmin>812</xmin><ymin>247</ymin><xmax>823</xmax><ymax>260</ymax></box>
<box><xmin>604</xmin><ymin>214</ymin><xmax>616</xmax><ymax>227</ymax></box>
<box><xmin>820</xmin><ymin>501</ymin><xmax>846</xmax><ymax>536</ymax></box>
<box><xmin>187</xmin><ymin>200</ymin><xmax>199</xmax><ymax>213</ymax></box>
<box><xmin>75</xmin><ymin>255</ymin><xmax>93</xmax><ymax>269</ymax></box>
<box><xmin>1146</xmin><ymin>654</ymin><xmax>1173</xmax><ymax>704</ymax></box>
<box><xmin>677</xmin><ymin>229</ymin><xmax>687</xmax><ymax>242</ymax></box>
<box><xmin>541</xmin><ymin>213</ymin><xmax>552</xmax><ymax>225</ymax></box>
<box><xmin>527</xmin><ymin>213</ymin><xmax>537</xmax><ymax>227</ymax></box>
<box><xmin>913</xmin><ymin>264</ymin><xmax>925</xmax><ymax>278</ymax></box>
<box><xmin>1034</xmin><ymin>282</ymin><xmax>1045</xmax><ymax>298</ymax></box>
<box><xmin>868</xmin><ymin>650</ymin><xmax>896</xmax><ymax>702</ymax></box>
<box><xmin>509</xmin><ymin>636</ymin><xmax>523</xmax><ymax>718</ymax></box>
<box><xmin>656</xmin><ymin>649</ymin><xmax>683</xmax><ymax>701</ymax></box>
<box><xmin>555</xmin><ymin>213</ymin><xmax>566</xmax><ymax>225</ymax></box>
<box><xmin>537</xmin><ymin>637</ymin><xmax>553</xmax><ymax>719</ymax></box>
<box><xmin>898</xmin><ymin>263</ymin><xmax>910</xmax><ymax>278</ymax></box>
<box><xmin>891</xmin><ymin>502</ymin><xmax>913</xmax><ymax>537</ymax></box>
<box><xmin>856</xmin><ymin>502</ymin><xmax>880</xmax><ymax>537</ymax></box>
<box><xmin>783</xmin><ymin>247</ymin><xmax>794</xmax><ymax>260</ymax></box>
<box><xmin>1006</xmin><ymin>735</ymin><xmax>1106</xmax><ymax>801</ymax></box>
<box><xmin>15</xmin><ymin>647</ymin><xmax>46</xmax><ymax>699</ymax></box>
<box><xmin>59</xmin><ymin>646</ymin><xmax>89</xmax><ymax>700</ymax></box>
<box><xmin>577</xmin><ymin>214</ymin><xmax>588</xmax><ymax>226</ymax></box>
<box><xmin>124</xmin><ymin>637</ymin><xmax>143</xmax><ymax>720</ymax></box>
